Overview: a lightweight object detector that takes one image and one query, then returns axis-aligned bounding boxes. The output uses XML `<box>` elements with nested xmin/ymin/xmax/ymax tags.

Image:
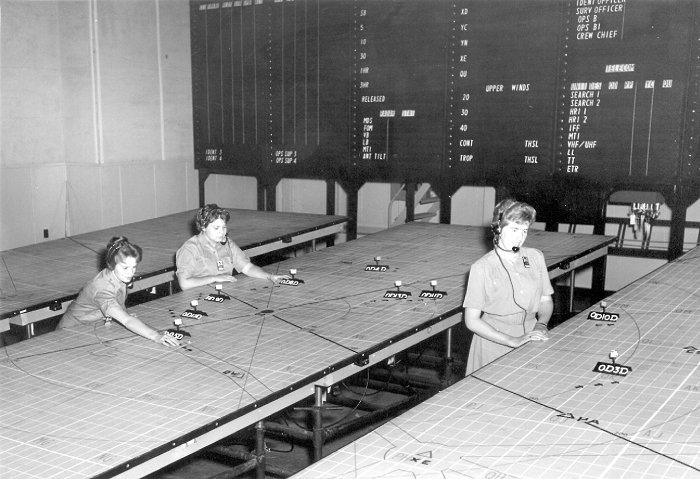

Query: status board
<box><xmin>190</xmin><ymin>0</ymin><xmax>699</xmax><ymax>186</ymax></box>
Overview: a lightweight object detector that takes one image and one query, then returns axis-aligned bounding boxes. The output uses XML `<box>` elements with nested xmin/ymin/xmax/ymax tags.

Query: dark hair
<box><xmin>105</xmin><ymin>236</ymin><xmax>142</xmax><ymax>270</ymax></box>
<box><xmin>492</xmin><ymin>199</ymin><xmax>536</xmax><ymax>231</ymax></box>
<box><xmin>195</xmin><ymin>203</ymin><xmax>230</xmax><ymax>232</ymax></box>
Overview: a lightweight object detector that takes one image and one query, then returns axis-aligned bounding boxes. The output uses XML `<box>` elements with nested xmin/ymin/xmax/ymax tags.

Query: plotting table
<box><xmin>0</xmin><ymin>209</ymin><xmax>348</xmax><ymax>333</ymax></box>
<box><xmin>292</xmin><ymin>245</ymin><xmax>700</xmax><ymax>479</ymax></box>
<box><xmin>0</xmin><ymin>223</ymin><xmax>614</xmax><ymax>479</ymax></box>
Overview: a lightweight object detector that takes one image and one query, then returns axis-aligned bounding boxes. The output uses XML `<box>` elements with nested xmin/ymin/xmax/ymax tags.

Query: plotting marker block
<box><xmin>165</xmin><ymin>329</ymin><xmax>190</xmax><ymax>340</ymax></box>
<box><xmin>280</xmin><ymin>269</ymin><xmax>304</xmax><ymax>286</ymax></box>
<box><xmin>593</xmin><ymin>361</ymin><xmax>631</xmax><ymax>377</ymax></box>
<box><xmin>385</xmin><ymin>280</ymin><xmax>411</xmax><ymax>299</ymax></box>
<box><xmin>184</xmin><ymin>299</ymin><xmax>207</xmax><ymax>317</ymax></box>
<box><xmin>206</xmin><ymin>284</ymin><xmax>229</xmax><ymax>302</ymax></box>
<box><xmin>420</xmin><ymin>280</ymin><xmax>447</xmax><ymax>299</ymax></box>
<box><xmin>420</xmin><ymin>290</ymin><xmax>447</xmax><ymax>299</ymax></box>
<box><xmin>587</xmin><ymin>311</ymin><xmax>619</xmax><ymax>322</ymax></box>
<box><xmin>365</xmin><ymin>256</ymin><xmax>389</xmax><ymax>272</ymax></box>
<box><xmin>205</xmin><ymin>294</ymin><xmax>225</xmax><ymax>303</ymax></box>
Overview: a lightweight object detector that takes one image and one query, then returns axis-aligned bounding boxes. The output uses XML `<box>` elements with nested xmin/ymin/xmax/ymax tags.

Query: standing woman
<box><xmin>463</xmin><ymin>199</ymin><xmax>554</xmax><ymax>375</ymax></box>
<box><xmin>59</xmin><ymin>237</ymin><xmax>179</xmax><ymax>346</ymax></box>
<box><xmin>175</xmin><ymin>204</ymin><xmax>289</xmax><ymax>291</ymax></box>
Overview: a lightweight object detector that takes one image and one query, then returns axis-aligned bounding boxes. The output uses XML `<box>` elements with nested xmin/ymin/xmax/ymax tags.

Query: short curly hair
<box><xmin>492</xmin><ymin>199</ymin><xmax>536</xmax><ymax>231</ymax></box>
<box><xmin>195</xmin><ymin>204</ymin><xmax>230</xmax><ymax>232</ymax></box>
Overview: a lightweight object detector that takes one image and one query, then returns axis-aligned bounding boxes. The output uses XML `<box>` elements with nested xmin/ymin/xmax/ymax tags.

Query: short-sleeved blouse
<box><xmin>175</xmin><ymin>233</ymin><xmax>251</xmax><ymax>280</ymax></box>
<box><xmin>463</xmin><ymin>247</ymin><xmax>553</xmax><ymax>316</ymax></box>
<box><xmin>58</xmin><ymin>268</ymin><xmax>126</xmax><ymax>327</ymax></box>
<box><xmin>463</xmin><ymin>247</ymin><xmax>554</xmax><ymax>375</ymax></box>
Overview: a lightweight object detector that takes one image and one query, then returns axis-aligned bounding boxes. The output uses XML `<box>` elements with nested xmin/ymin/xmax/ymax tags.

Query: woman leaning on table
<box><xmin>58</xmin><ymin>236</ymin><xmax>179</xmax><ymax>346</ymax></box>
<box><xmin>175</xmin><ymin>204</ymin><xmax>289</xmax><ymax>291</ymax></box>
<box><xmin>463</xmin><ymin>199</ymin><xmax>554</xmax><ymax>375</ymax></box>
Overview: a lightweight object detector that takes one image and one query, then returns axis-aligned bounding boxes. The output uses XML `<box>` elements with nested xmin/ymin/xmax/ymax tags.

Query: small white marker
<box><xmin>374</xmin><ymin>256</ymin><xmax>382</xmax><ymax>264</ymax></box>
<box><xmin>215</xmin><ymin>284</ymin><xmax>223</xmax><ymax>291</ymax></box>
<box><xmin>289</xmin><ymin>269</ymin><xmax>297</xmax><ymax>278</ymax></box>
<box><xmin>610</xmin><ymin>349</ymin><xmax>619</xmax><ymax>364</ymax></box>
<box><xmin>191</xmin><ymin>299</ymin><xmax>199</xmax><ymax>309</ymax></box>
<box><xmin>395</xmin><ymin>280</ymin><xmax>402</xmax><ymax>290</ymax></box>
<box><xmin>430</xmin><ymin>280</ymin><xmax>437</xmax><ymax>290</ymax></box>
<box><xmin>601</xmin><ymin>301</ymin><xmax>608</xmax><ymax>312</ymax></box>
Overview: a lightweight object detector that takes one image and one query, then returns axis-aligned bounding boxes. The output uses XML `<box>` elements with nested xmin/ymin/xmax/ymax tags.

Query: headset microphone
<box><xmin>494</xmin><ymin>239</ymin><xmax>520</xmax><ymax>254</ymax></box>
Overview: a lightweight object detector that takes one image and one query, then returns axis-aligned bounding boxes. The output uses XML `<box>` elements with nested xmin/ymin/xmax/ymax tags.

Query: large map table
<box><xmin>0</xmin><ymin>209</ymin><xmax>348</xmax><ymax>334</ymax></box>
<box><xmin>0</xmin><ymin>223</ymin><xmax>614</xmax><ymax>478</ymax></box>
<box><xmin>292</xmin><ymin>245</ymin><xmax>700</xmax><ymax>479</ymax></box>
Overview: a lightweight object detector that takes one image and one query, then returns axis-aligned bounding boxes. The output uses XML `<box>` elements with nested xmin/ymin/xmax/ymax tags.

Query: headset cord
<box><xmin>494</xmin><ymin>242</ymin><xmax>529</xmax><ymax>336</ymax></box>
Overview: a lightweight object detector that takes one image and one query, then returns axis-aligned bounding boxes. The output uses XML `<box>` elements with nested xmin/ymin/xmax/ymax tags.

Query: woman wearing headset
<box><xmin>463</xmin><ymin>199</ymin><xmax>554</xmax><ymax>375</ymax></box>
<box><xmin>175</xmin><ymin>204</ymin><xmax>289</xmax><ymax>291</ymax></box>
<box><xmin>58</xmin><ymin>236</ymin><xmax>180</xmax><ymax>346</ymax></box>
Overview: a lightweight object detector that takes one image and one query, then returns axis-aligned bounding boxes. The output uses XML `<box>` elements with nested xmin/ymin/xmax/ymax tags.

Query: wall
<box><xmin>1</xmin><ymin>0</ymin><xmax>197</xmax><ymax>250</ymax></box>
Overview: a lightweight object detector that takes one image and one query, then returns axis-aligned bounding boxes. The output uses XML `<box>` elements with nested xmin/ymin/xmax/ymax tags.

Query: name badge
<box><xmin>217</xmin><ymin>260</ymin><xmax>224</xmax><ymax>271</ymax></box>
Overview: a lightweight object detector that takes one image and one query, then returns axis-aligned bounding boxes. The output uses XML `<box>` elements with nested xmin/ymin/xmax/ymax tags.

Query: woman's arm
<box><xmin>107</xmin><ymin>305</ymin><xmax>180</xmax><ymax>346</ymax></box>
<box><xmin>532</xmin><ymin>295</ymin><xmax>554</xmax><ymax>337</ymax></box>
<box><xmin>176</xmin><ymin>272</ymin><xmax>237</xmax><ymax>291</ymax></box>
<box><xmin>241</xmin><ymin>263</ymin><xmax>290</xmax><ymax>283</ymax></box>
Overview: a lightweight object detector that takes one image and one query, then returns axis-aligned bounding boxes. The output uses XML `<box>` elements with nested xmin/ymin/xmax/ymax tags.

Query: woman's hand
<box><xmin>532</xmin><ymin>322</ymin><xmax>550</xmax><ymax>340</ymax></box>
<box><xmin>268</xmin><ymin>273</ymin><xmax>291</xmax><ymax>283</ymax></box>
<box><xmin>508</xmin><ymin>329</ymin><xmax>549</xmax><ymax>348</ymax></box>
<box><xmin>157</xmin><ymin>332</ymin><xmax>181</xmax><ymax>347</ymax></box>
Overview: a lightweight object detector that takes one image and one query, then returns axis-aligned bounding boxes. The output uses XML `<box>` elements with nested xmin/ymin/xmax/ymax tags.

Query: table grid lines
<box><xmin>293</xmin><ymin>246</ymin><xmax>700</xmax><ymax>479</ymax></box>
<box><xmin>1</xmin><ymin>209</ymin><xmax>347</xmax><ymax>320</ymax></box>
<box><xmin>0</xmin><ymin>223</ymin><xmax>613</xmax><ymax>478</ymax></box>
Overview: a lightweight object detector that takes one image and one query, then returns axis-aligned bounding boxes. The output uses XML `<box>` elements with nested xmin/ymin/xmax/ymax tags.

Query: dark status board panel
<box><xmin>190</xmin><ymin>0</ymin><xmax>352</xmax><ymax>179</ymax></box>
<box><xmin>190</xmin><ymin>0</ymin><xmax>699</xmax><ymax>186</ymax></box>
<box><xmin>557</xmin><ymin>0</ymin><xmax>699</xmax><ymax>183</ymax></box>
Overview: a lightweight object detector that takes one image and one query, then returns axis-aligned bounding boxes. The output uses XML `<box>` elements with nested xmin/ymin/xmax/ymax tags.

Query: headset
<box><xmin>106</xmin><ymin>236</ymin><xmax>142</xmax><ymax>269</ymax></box>
<box><xmin>492</xmin><ymin>212</ymin><xmax>521</xmax><ymax>253</ymax></box>
<box><xmin>491</xmin><ymin>201</ymin><xmax>529</xmax><ymax>334</ymax></box>
<box><xmin>491</xmin><ymin>217</ymin><xmax>502</xmax><ymax>237</ymax></box>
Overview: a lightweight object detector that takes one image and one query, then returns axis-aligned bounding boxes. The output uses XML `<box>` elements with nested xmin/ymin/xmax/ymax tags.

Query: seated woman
<box><xmin>58</xmin><ymin>236</ymin><xmax>179</xmax><ymax>346</ymax></box>
<box><xmin>175</xmin><ymin>204</ymin><xmax>289</xmax><ymax>291</ymax></box>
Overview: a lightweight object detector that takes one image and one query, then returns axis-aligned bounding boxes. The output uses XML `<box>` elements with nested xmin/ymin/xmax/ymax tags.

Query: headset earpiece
<box><xmin>491</xmin><ymin>212</ymin><xmax>503</xmax><ymax>236</ymax></box>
